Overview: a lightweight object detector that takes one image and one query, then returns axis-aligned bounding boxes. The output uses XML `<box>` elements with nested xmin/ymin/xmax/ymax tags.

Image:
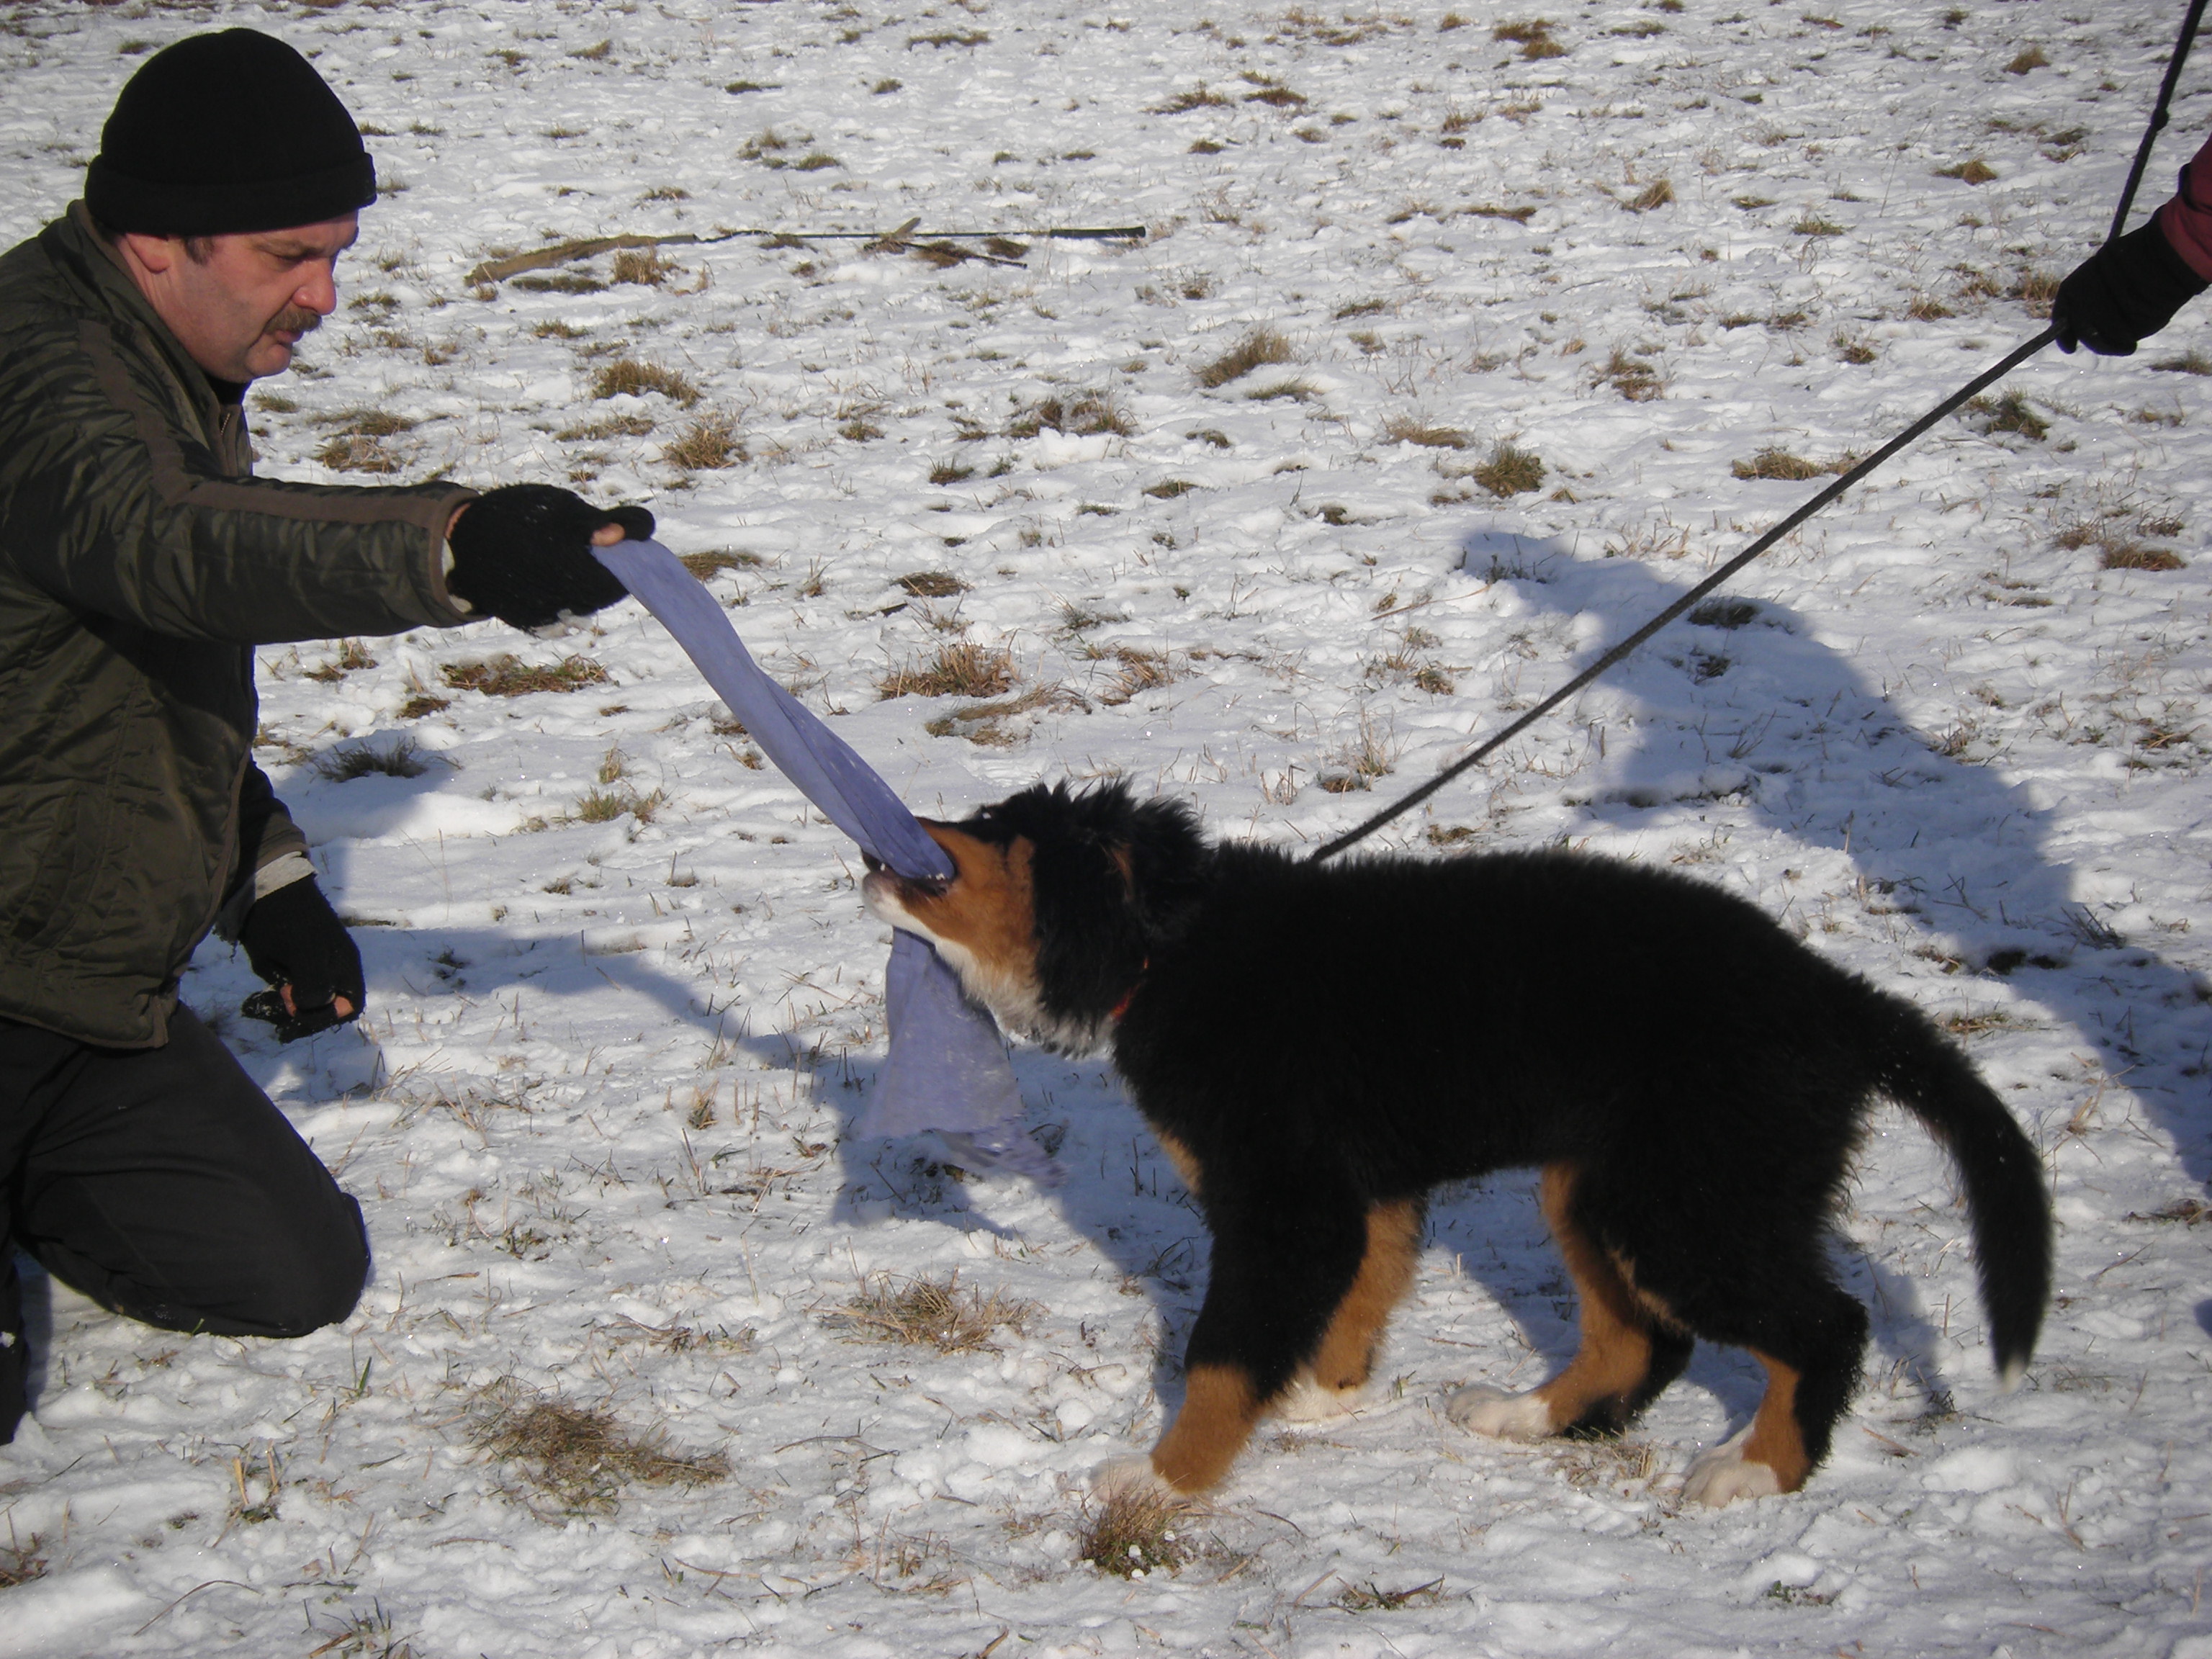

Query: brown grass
<box><xmin>662</xmin><ymin>413</ymin><xmax>744</xmax><ymax>469</ymax></box>
<box><xmin>1152</xmin><ymin>85</ymin><xmax>1231</xmax><ymax>113</ymax></box>
<box><xmin>1007</xmin><ymin>390</ymin><xmax>1135</xmax><ymax>438</ymax></box>
<box><xmin>1382</xmin><ymin>416</ymin><xmax>1471</xmax><ymax>449</ymax></box>
<box><xmin>896</xmin><ymin>570</ymin><xmax>971</xmax><ymax>598</ymax></box>
<box><xmin>1731</xmin><ymin>446</ymin><xmax>1851</xmax><ymax>482</ymax></box>
<box><xmin>1969</xmin><ymin>390</ymin><xmax>2049</xmax><ymax>441</ymax></box>
<box><xmin>611</xmin><ymin>248</ymin><xmax>676</xmax><ymax>286</ymax></box>
<box><xmin>466</xmin><ymin>1383</ymin><xmax>729</xmax><ymax>1516</ymax></box>
<box><xmin>557</xmin><ymin>413</ymin><xmax>656</xmax><ymax>441</ymax></box>
<box><xmin>680</xmin><ymin>549</ymin><xmax>766</xmax><ymax>579</ymax></box>
<box><xmin>826</xmin><ymin>1273</ymin><xmax>1038</xmax><ymax>1352</ymax></box>
<box><xmin>1596</xmin><ymin>347</ymin><xmax>1664</xmax><ymax>401</ymax></box>
<box><xmin>1935</xmin><ymin>158</ymin><xmax>1999</xmax><ymax>185</ymax></box>
<box><xmin>1079</xmin><ymin>1487</ymin><xmax>1189</xmax><ymax>1578</ymax></box>
<box><xmin>443</xmin><ymin>655</ymin><xmax>610</xmax><ymax>696</ymax></box>
<box><xmin>2100</xmin><ymin>544</ymin><xmax>2188</xmax><ymax>572</ymax></box>
<box><xmin>1471</xmin><ymin>441</ymin><xmax>1545</xmax><ymax>496</ymax></box>
<box><xmin>0</xmin><ymin>1530</ymin><xmax>48</xmax><ymax>1589</ymax></box>
<box><xmin>1098</xmin><ymin>645</ymin><xmax>1177</xmax><ymax>706</ymax></box>
<box><xmin>2005</xmin><ymin>45</ymin><xmax>2049</xmax><ymax>74</ymax></box>
<box><xmin>1195</xmin><ymin>328</ymin><xmax>1295</xmax><ymax>389</ymax></box>
<box><xmin>1624</xmin><ymin>179</ymin><xmax>1674</xmax><ymax>212</ymax></box>
<box><xmin>878</xmin><ymin>642</ymin><xmax>1015</xmax><ymax>700</ymax></box>
<box><xmin>400</xmin><ymin>693</ymin><xmax>451</xmax><ymax>719</ymax></box>
<box><xmin>591</xmin><ymin>358</ymin><xmax>701</xmax><ymax>406</ymax></box>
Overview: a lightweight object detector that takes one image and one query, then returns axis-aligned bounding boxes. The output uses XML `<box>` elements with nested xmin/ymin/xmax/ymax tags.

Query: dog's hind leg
<box><xmin>1449</xmin><ymin>1162</ymin><xmax>1688</xmax><ymax>1442</ymax></box>
<box><xmin>1280</xmin><ymin>1197</ymin><xmax>1425</xmax><ymax>1422</ymax></box>
<box><xmin>1679</xmin><ymin>1279</ymin><xmax>1867</xmax><ymax>1506</ymax></box>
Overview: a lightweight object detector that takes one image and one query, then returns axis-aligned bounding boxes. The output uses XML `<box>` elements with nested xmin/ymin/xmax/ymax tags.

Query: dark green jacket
<box><xmin>0</xmin><ymin>204</ymin><xmax>476</xmax><ymax>1047</ymax></box>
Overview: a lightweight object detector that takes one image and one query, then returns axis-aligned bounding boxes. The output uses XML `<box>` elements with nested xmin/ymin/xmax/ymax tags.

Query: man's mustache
<box><xmin>267</xmin><ymin>305</ymin><xmax>323</xmax><ymax>338</ymax></box>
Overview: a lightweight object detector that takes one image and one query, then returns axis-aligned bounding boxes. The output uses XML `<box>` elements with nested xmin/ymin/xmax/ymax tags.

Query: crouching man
<box><xmin>0</xmin><ymin>28</ymin><xmax>645</xmax><ymax>1442</ymax></box>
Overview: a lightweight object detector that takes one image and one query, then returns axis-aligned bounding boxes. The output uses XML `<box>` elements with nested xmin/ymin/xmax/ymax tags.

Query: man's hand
<box><xmin>444</xmin><ymin>485</ymin><xmax>649</xmax><ymax>628</ymax></box>
<box><xmin>238</xmin><ymin>877</ymin><xmax>365</xmax><ymax>1043</ymax></box>
<box><xmin>2052</xmin><ymin>220</ymin><xmax>2210</xmax><ymax>355</ymax></box>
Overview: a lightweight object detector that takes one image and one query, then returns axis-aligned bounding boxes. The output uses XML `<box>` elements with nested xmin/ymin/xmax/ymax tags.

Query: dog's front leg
<box><xmin>1099</xmin><ymin>1190</ymin><xmax>1369</xmax><ymax>1498</ymax></box>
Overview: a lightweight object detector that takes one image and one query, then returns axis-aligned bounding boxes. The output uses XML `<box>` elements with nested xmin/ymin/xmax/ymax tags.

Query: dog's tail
<box><xmin>1874</xmin><ymin>1004</ymin><xmax>2052</xmax><ymax>1388</ymax></box>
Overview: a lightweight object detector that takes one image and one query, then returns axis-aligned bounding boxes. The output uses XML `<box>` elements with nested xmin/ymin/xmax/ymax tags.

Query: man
<box><xmin>0</xmin><ymin>28</ymin><xmax>647</xmax><ymax>1444</ymax></box>
<box><xmin>2053</xmin><ymin>132</ymin><xmax>2212</xmax><ymax>355</ymax></box>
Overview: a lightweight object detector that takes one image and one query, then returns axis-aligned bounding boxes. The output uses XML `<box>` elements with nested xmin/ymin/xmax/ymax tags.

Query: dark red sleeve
<box><xmin>2156</xmin><ymin>130</ymin><xmax>2212</xmax><ymax>281</ymax></box>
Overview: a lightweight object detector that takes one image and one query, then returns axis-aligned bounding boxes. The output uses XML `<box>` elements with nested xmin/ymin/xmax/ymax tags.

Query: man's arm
<box><xmin>0</xmin><ymin>313</ymin><xmax>474</xmax><ymax>643</ymax></box>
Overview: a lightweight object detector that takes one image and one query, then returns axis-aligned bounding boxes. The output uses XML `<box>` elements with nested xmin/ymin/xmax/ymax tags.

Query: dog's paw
<box><xmin>1274</xmin><ymin>1375</ymin><xmax>1372</xmax><ymax>1424</ymax></box>
<box><xmin>1444</xmin><ymin>1384</ymin><xmax>1555</xmax><ymax>1442</ymax></box>
<box><xmin>1681</xmin><ymin>1430</ymin><xmax>1784</xmax><ymax>1508</ymax></box>
<box><xmin>1092</xmin><ymin>1452</ymin><xmax>1177</xmax><ymax>1503</ymax></box>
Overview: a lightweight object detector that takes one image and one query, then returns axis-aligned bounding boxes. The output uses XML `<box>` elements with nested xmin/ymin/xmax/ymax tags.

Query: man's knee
<box><xmin>226</xmin><ymin>1190</ymin><xmax>369</xmax><ymax>1336</ymax></box>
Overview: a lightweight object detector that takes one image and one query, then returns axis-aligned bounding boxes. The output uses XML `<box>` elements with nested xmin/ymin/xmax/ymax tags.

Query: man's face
<box><xmin>121</xmin><ymin>214</ymin><xmax>359</xmax><ymax>383</ymax></box>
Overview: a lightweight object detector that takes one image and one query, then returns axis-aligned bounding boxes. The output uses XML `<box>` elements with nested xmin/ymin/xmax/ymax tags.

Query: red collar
<box><xmin>1108</xmin><ymin>959</ymin><xmax>1149</xmax><ymax>1023</ymax></box>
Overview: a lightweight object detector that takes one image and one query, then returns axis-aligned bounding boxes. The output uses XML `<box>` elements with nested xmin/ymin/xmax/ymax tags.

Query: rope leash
<box><xmin>1310</xmin><ymin>0</ymin><xmax>2205</xmax><ymax>866</ymax></box>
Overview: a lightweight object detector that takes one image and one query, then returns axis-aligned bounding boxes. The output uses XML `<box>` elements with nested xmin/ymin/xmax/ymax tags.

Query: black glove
<box><xmin>238</xmin><ymin>877</ymin><xmax>366</xmax><ymax>1043</ymax></box>
<box><xmin>446</xmin><ymin>485</ymin><xmax>650</xmax><ymax>629</ymax></box>
<box><xmin>2052</xmin><ymin>221</ymin><xmax>2209</xmax><ymax>355</ymax></box>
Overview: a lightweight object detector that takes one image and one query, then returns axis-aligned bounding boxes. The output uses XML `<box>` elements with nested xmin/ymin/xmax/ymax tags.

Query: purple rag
<box><xmin>593</xmin><ymin>539</ymin><xmax>1060</xmax><ymax>1183</ymax></box>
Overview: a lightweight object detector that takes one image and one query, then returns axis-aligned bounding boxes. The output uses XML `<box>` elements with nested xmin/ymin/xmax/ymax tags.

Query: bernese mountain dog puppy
<box><xmin>862</xmin><ymin>781</ymin><xmax>2051</xmax><ymax>1508</ymax></box>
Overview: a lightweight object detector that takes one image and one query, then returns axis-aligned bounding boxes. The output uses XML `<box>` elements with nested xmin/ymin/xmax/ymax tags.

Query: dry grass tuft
<box><xmin>680</xmin><ymin>549</ymin><xmax>766</xmax><ymax>579</ymax></box>
<box><xmin>311</xmin><ymin>736</ymin><xmax>430</xmax><ymax>782</ymax></box>
<box><xmin>1007</xmin><ymin>390</ymin><xmax>1135</xmax><ymax>439</ymax></box>
<box><xmin>1968</xmin><ymin>390</ymin><xmax>2049</xmax><ymax>442</ymax></box>
<box><xmin>0</xmin><ymin>1530</ymin><xmax>48</xmax><ymax>1589</ymax></box>
<box><xmin>466</xmin><ymin>1382</ymin><xmax>729</xmax><ymax>1515</ymax></box>
<box><xmin>591</xmin><ymin>358</ymin><xmax>701</xmax><ymax>406</ymax></box>
<box><xmin>662</xmin><ymin>413</ymin><xmax>745</xmax><ymax>470</ymax></box>
<box><xmin>443</xmin><ymin>655</ymin><xmax>610</xmax><ymax>697</ymax></box>
<box><xmin>2005</xmin><ymin>44</ymin><xmax>2049</xmax><ymax>74</ymax></box>
<box><xmin>878</xmin><ymin>642</ymin><xmax>1015</xmax><ymax>700</ymax></box>
<box><xmin>896</xmin><ymin>570</ymin><xmax>971</xmax><ymax>598</ymax></box>
<box><xmin>1730</xmin><ymin>446</ymin><xmax>1851</xmax><ymax>482</ymax></box>
<box><xmin>1334</xmin><ymin>1576</ymin><xmax>1446</xmax><ymax>1612</ymax></box>
<box><xmin>1624</xmin><ymin>179</ymin><xmax>1674</xmax><ymax>212</ymax></box>
<box><xmin>1382</xmin><ymin>416</ymin><xmax>1471</xmax><ymax>449</ymax></box>
<box><xmin>611</xmin><ymin>248</ymin><xmax>676</xmax><ymax>286</ymax></box>
<box><xmin>1079</xmin><ymin>1487</ymin><xmax>1190</xmax><ymax>1578</ymax></box>
<box><xmin>314</xmin><ymin>409</ymin><xmax>416</xmax><ymax>472</ymax></box>
<box><xmin>1935</xmin><ymin>158</ymin><xmax>1999</xmax><ymax>186</ymax></box>
<box><xmin>1318</xmin><ymin>712</ymin><xmax>1399</xmax><ymax>792</ymax></box>
<box><xmin>557</xmin><ymin>413</ymin><xmax>656</xmax><ymax>441</ymax></box>
<box><xmin>2011</xmin><ymin>269</ymin><xmax>2062</xmax><ymax>316</ymax></box>
<box><xmin>826</xmin><ymin>1272</ymin><xmax>1038</xmax><ymax>1352</ymax></box>
<box><xmin>1196</xmin><ymin>328</ymin><xmax>1295</xmax><ymax>389</ymax></box>
<box><xmin>2100</xmin><ymin>544</ymin><xmax>2188</xmax><ymax>572</ymax></box>
<box><xmin>1596</xmin><ymin>347</ymin><xmax>1664</xmax><ymax>401</ymax></box>
<box><xmin>1097</xmin><ymin>645</ymin><xmax>1177</xmax><ymax>706</ymax></box>
<box><xmin>1471</xmin><ymin>441</ymin><xmax>1545</xmax><ymax>496</ymax></box>
<box><xmin>1152</xmin><ymin>84</ymin><xmax>1231</xmax><ymax>113</ymax></box>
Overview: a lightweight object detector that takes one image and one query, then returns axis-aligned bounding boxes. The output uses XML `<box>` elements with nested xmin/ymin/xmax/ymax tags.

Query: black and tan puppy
<box><xmin>862</xmin><ymin>782</ymin><xmax>2051</xmax><ymax>1508</ymax></box>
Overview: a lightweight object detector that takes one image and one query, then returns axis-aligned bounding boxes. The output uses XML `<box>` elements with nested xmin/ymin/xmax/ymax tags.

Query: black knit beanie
<box><xmin>85</xmin><ymin>29</ymin><xmax>377</xmax><ymax>235</ymax></box>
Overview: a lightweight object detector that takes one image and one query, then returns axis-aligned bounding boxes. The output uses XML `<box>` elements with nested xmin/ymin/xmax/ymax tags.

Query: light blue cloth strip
<box><xmin>593</xmin><ymin>538</ymin><xmax>1059</xmax><ymax>1184</ymax></box>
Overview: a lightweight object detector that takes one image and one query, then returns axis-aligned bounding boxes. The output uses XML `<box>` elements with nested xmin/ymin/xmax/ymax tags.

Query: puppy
<box><xmin>863</xmin><ymin>782</ymin><xmax>2051</xmax><ymax>1508</ymax></box>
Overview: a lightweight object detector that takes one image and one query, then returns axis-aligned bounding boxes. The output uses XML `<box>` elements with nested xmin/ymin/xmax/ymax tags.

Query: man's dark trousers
<box><xmin>0</xmin><ymin>1009</ymin><xmax>369</xmax><ymax>1441</ymax></box>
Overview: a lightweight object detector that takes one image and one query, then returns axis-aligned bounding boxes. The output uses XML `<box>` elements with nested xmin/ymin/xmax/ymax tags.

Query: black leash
<box><xmin>1310</xmin><ymin>1</ymin><xmax>2205</xmax><ymax>865</ymax></box>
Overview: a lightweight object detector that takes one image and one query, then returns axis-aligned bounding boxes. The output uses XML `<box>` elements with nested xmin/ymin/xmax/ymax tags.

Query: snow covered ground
<box><xmin>4</xmin><ymin>0</ymin><xmax>2212</xmax><ymax>1653</ymax></box>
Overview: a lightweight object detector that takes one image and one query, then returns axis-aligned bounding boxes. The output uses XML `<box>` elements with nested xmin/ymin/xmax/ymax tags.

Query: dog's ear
<box><xmin>992</xmin><ymin>781</ymin><xmax>1208</xmax><ymax>1022</ymax></box>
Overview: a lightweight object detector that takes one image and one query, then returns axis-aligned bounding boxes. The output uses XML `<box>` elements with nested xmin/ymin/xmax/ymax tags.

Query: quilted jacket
<box><xmin>0</xmin><ymin>204</ymin><xmax>475</xmax><ymax>1046</ymax></box>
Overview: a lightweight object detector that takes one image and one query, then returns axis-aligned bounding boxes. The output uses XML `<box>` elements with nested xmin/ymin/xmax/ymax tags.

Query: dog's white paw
<box><xmin>1444</xmin><ymin>1385</ymin><xmax>1555</xmax><ymax>1442</ymax></box>
<box><xmin>1092</xmin><ymin>1452</ymin><xmax>1176</xmax><ymax>1502</ymax></box>
<box><xmin>1275</xmin><ymin>1375</ymin><xmax>1372</xmax><ymax>1424</ymax></box>
<box><xmin>1681</xmin><ymin>1429</ymin><xmax>1784</xmax><ymax>1508</ymax></box>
